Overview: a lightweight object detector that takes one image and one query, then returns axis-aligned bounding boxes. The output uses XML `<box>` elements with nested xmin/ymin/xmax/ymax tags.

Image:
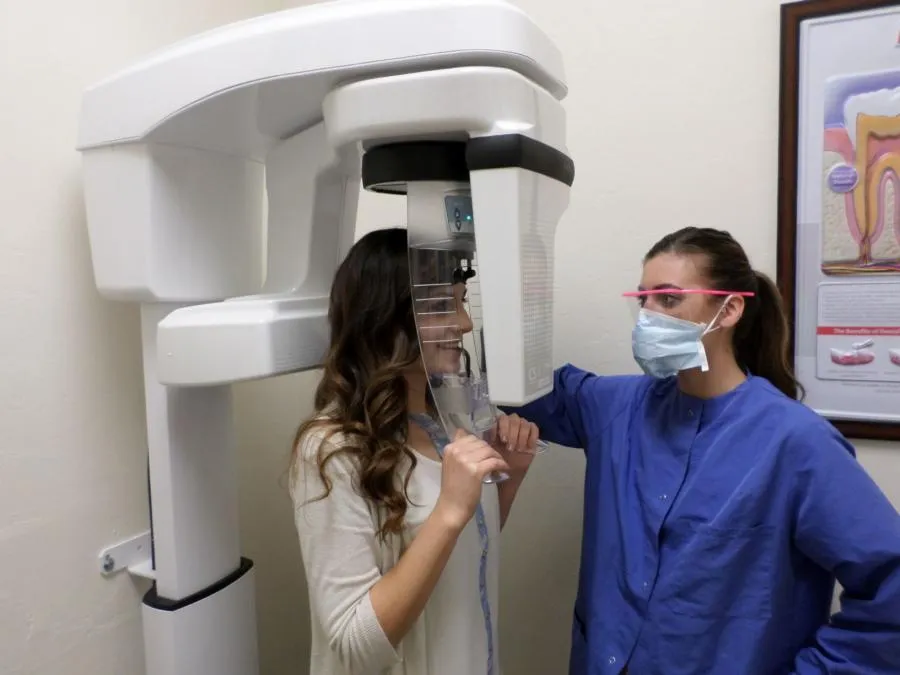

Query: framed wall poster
<box><xmin>778</xmin><ymin>0</ymin><xmax>900</xmax><ymax>441</ymax></box>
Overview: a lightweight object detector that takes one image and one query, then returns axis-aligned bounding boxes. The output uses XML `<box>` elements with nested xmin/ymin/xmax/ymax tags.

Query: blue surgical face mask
<box><xmin>631</xmin><ymin>301</ymin><xmax>729</xmax><ymax>379</ymax></box>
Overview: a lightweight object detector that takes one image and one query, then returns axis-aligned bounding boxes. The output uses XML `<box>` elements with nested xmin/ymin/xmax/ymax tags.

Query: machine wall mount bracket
<box><xmin>98</xmin><ymin>530</ymin><xmax>155</xmax><ymax>580</ymax></box>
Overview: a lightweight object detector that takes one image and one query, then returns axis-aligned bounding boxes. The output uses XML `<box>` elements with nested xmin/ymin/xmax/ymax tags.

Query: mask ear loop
<box><xmin>694</xmin><ymin>294</ymin><xmax>734</xmax><ymax>372</ymax></box>
<box><xmin>700</xmin><ymin>294</ymin><xmax>734</xmax><ymax>337</ymax></box>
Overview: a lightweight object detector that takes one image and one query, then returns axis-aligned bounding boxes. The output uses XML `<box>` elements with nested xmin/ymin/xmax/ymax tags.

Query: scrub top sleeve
<box><xmin>789</xmin><ymin>421</ymin><xmax>900</xmax><ymax>674</ymax></box>
<box><xmin>499</xmin><ymin>364</ymin><xmax>635</xmax><ymax>450</ymax></box>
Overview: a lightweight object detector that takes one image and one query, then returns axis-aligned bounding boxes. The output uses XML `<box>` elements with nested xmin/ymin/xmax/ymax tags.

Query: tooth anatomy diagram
<box><xmin>823</xmin><ymin>75</ymin><xmax>900</xmax><ymax>274</ymax></box>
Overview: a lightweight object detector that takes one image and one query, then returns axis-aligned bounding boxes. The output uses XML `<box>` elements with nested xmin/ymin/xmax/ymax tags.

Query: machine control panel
<box><xmin>444</xmin><ymin>193</ymin><xmax>475</xmax><ymax>236</ymax></box>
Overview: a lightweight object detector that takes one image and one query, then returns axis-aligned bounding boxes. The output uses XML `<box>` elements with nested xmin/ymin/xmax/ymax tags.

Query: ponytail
<box><xmin>736</xmin><ymin>270</ymin><xmax>804</xmax><ymax>400</ymax></box>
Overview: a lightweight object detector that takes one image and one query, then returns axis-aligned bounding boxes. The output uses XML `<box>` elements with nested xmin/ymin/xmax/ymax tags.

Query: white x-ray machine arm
<box><xmin>76</xmin><ymin>1</ymin><xmax>573</xmax><ymax>673</ymax></box>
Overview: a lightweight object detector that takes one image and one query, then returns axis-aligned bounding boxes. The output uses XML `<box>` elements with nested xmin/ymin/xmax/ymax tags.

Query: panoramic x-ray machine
<box><xmin>76</xmin><ymin>1</ymin><xmax>574</xmax><ymax>672</ymax></box>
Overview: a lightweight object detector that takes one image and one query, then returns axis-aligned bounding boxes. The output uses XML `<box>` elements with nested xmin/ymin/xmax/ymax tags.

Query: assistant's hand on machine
<box><xmin>492</xmin><ymin>413</ymin><xmax>540</xmax><ymax>529</ymax></box>
<box><xmin>493</xmin><ymin>412</ymin><xmax>540</xmax><ymax>475</ymax></box>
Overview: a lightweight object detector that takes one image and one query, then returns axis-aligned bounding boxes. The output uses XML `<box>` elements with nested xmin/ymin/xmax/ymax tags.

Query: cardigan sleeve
<box><xmin>291</xmin><ymin>429</ymin><xmax>402</xmax><ymax>674</ymax></box>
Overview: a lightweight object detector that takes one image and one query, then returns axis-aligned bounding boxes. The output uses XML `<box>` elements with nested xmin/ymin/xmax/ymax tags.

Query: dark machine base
<box><xmin>143</xmin><ymin>557</ymin><xmax>254</xmax><ymax>611</ymax></box>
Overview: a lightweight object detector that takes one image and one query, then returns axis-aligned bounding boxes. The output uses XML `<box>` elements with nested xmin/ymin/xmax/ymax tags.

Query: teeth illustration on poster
<box><xmin>822</xmin><ymin>73</ymin><xmax>900</xmax><ymax>275</ymax></box>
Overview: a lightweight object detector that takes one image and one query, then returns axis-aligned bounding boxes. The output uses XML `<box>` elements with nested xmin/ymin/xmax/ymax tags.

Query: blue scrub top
<box><xmin>504</xmin><ymin>365</ymin><xmax>900</xmax><ymax>675</ymax></box>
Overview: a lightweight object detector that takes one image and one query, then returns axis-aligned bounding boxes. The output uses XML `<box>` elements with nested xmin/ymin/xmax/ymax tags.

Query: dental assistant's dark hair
<box><xmin>645</xmin><ymin>227</ymin><xmax>804</xmax><ymax>400</ymax></box>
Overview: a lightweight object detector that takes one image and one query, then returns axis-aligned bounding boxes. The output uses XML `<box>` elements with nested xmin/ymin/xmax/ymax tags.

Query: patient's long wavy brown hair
<box><xmin>292</xmin><ymin>228</ymin><xmax>421</xmax><ymax>539</ymax></box>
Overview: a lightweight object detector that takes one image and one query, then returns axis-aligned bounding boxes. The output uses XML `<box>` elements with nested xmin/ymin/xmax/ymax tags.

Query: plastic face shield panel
<box><xmin>408</xmin><ymin>187</ymin><xmax>509</xmax><ymax>481</ymax></box>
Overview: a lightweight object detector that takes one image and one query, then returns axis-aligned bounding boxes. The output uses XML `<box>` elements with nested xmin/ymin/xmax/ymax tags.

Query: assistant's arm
<box><xmin>500</xmin><ymin>364</ymin><xmax>637</xmax><ymax>449</ymax></box>
<box><xmin>292</xmin><ymin>431</ymin><xmax>466</xmax><ymax>673</ymax></box>
<box><xmin>789</xmin><ymin>422</ymin><xmax>900</xmax><ymax>674</ymax></box>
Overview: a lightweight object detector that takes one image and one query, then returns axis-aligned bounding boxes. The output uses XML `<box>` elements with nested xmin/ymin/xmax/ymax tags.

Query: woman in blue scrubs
<box><xmin>504</xmin><ymin>227</ymin><xmax>900</xmax><ymax>674</ymax></box>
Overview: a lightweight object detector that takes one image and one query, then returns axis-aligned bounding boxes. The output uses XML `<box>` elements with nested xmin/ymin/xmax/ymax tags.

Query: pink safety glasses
<box><xmin>622</xmin><ymin>289</ymin><xmax>756</xmax><ymax>299</ymax></box>
<box><xmin>622</xmin><ymin>289</ymin><xmax>756</xmax><ymax>316</ymax></box>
